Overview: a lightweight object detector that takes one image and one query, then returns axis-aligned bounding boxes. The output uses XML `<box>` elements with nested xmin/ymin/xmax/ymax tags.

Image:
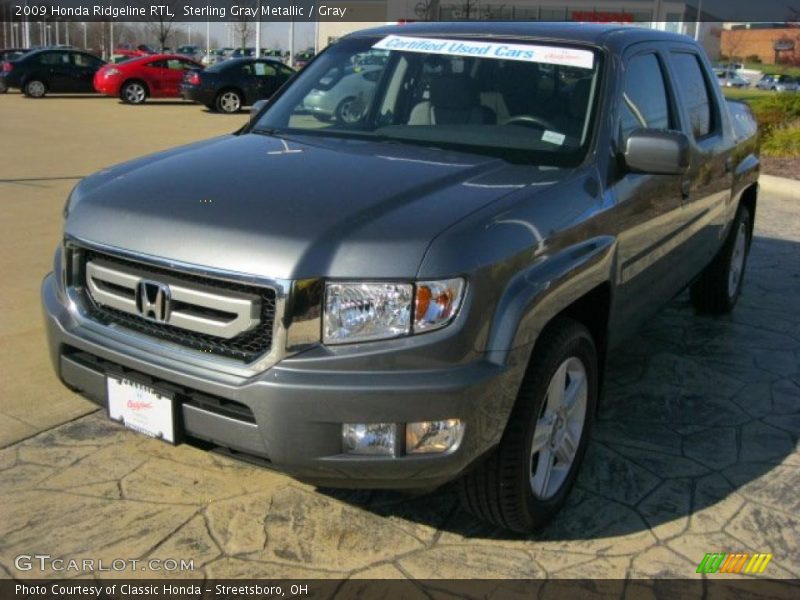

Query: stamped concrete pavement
<box><xmin>0</xmin><ymin>93</ymin><xmax>798</xmax><ymax>582</ymax></box>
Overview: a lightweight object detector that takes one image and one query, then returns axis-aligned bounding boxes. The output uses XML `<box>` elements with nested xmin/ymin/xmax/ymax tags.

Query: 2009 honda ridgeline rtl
<box><xmin>43</xmin><ymin>23</ymin><xmax>759</xmax><ymax>532</ymax></box>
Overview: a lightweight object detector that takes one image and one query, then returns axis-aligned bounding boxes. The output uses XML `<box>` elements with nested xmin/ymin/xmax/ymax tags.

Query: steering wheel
<box><xmin>502</xmin><ymin>115</ymin><xmax>559</xmax><ymax>131</ymax></box>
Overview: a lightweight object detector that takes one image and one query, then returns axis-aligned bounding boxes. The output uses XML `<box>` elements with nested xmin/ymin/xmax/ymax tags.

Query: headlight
<box><xmin>323</xmin><ymin>278</ymin><xmax>464</xmax><ymax>345</ymax></box>
<box><xmin>106</xmin><ymin>68</ymin><xmax>122</xmax><ymax>76</ymax></box>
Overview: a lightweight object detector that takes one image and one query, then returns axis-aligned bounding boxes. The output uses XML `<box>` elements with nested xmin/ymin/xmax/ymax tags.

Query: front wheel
<box><xmin>24</xmin><ymin>79</ymin><xmax>47</xmax><ymax>98</ymax></box>
<box><xmin>460</xmin><ymin>318</ymin><xmax>597</xmax><ymax>532</ymax></box>
<box><xmin>690</xmin><ymin>205</ymin><xmax>751</xmax><ymax>314</ymax></box>
<box><xmin>216</xmin><ymin>90</ymin><xmax>242</xmax><ymax>113</ymax></box>
<box><xmin>335</xmin><ymin>96</ymin><xmax>365</xmax><ymax>124</ymax></box>
<box><xmin>121</xmin><ymin>81</ymin><xmax>147</xmax><ymax>104</ymax></box>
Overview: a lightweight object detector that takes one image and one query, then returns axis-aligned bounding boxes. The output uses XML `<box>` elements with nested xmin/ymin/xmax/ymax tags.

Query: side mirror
<box><xmin>624</xmin><ymin>129</ymin><xmax>690</xmax><ymax>175</ymax></box>
<box><xmin>250</xmin><ymin>99</ymin><xmax>268</xmax><ymax>123</ymax></box>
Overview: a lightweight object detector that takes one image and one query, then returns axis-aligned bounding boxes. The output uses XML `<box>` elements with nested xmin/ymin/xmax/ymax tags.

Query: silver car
<box><xmin>756</xmin><ymin>74</ymin><xmax>798</xmax><ymax>92</ymax></box>
<box><xmin>302</xmin><ymin>65</ymin><xmax>383</xmax><ymax>123</ymax></box>
<box><xmin>715</xmin><ymin>70</ymin><xmax>749</xmax><ymax>88</ymax></box>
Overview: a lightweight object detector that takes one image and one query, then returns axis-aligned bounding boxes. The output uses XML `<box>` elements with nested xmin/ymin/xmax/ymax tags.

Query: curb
<box><xmin>759</xmin><ymin>175</ymin><xmax>799</xmax><ymax>198</ymax></box>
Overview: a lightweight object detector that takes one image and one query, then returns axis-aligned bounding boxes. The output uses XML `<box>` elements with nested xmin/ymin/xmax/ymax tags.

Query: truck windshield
<box><xmin>252</xmin><ymin>35</ymin><xmax>602</xmax><ymax>166</ymax></box>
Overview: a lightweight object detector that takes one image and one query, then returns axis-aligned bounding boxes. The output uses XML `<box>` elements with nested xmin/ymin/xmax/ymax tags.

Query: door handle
<box><xmin>681</xmin><ymin>179</ymin><xmax>691</xmax><ymax>199</ymax></box>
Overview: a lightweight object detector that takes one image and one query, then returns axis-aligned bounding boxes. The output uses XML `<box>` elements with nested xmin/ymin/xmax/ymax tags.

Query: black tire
<box><xmin>460</xmin><ymin>318</ymin><xmax>598</xmax><ymax>532</ymax></box>
<box><xmin>23</xmin><ymin>79</ymin><xmax>47</xmax><ymax>98</ymax></box>
<box><xmin>215</xmin><ymin>89</ymin><xmax>242</xmax><ymax>114</ymax></box>
<box><xmin>121</xmin><ymin>80</ymin><xmax>148</xmax><ymax>105</ymax></box>
<box><xmin>690</xmin><ymin>205</ymin><xmax>752</xmax><ymax>315</ymax></box>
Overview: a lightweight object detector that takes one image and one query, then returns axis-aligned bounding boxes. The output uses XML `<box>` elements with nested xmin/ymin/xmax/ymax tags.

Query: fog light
<box><xmin>342</xmin><ymin>423</ymin><xmax>396</xmax><ymax>456</ymax></box>
<box><xmin>406</xmin><ymin>419</ymin><xmax>464</xmax><ymax>454</ymax></box>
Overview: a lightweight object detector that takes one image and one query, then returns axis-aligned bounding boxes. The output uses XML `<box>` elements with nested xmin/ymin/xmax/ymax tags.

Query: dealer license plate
<box><xmin>107</xmin><ymin>376</ymin><xmax>176</xmax><ymax>443</ymax></box>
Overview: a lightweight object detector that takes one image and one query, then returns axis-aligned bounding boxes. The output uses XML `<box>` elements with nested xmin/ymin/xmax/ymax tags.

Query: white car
<box><xmin>302</xmin><ymin>66</ymin><xmax>383</xmax><ymax>123</ymax></box>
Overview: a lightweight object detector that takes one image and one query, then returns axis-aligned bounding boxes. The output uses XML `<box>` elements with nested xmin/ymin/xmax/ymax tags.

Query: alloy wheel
<box><xmin>124</xmin><ymin>83</ymin><xmax>146</xmax><ymax>104</ymax></box>
<box><xmin>728</xmin><ymin>221</ymin><xmax>748</xmax><ymax>299</ymax></box>
<box><xmin>219</xmin><ymin>92</ymin><xmax>241</xmax><ymax>113</ymax></box>
<box><xmin>26</xmin><ymin>80</ymin><xmax>45</xmax><ymax>97</ymax></box>
<box><xmin>529</xmin><ymin>356</ymin><xmax>588</xmax><ymax>500</ymax></box>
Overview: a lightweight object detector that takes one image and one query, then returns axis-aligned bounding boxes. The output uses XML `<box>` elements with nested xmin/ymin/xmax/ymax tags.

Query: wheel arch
<box><xmin>485</xmin><ymin>236</ymin><xmax>616</xmax><ymax>408</ymax></box>
<box><xmin>738</xmin><ymin>182</ymin><xmax>758</xmax><ymax>238</ymax></box>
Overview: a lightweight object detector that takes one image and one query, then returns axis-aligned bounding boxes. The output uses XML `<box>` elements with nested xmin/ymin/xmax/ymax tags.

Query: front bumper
<box><xmin>42</xmin><ymin>272</ymin><xmax>523</xmax><ymax>489</ymax></box>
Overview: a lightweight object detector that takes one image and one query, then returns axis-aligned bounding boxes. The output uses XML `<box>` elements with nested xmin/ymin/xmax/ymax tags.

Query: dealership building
<box><xmin>318</xmin><ymin>0</ymin><xmax>721</xmax><ymax>58</ymax></box>
<box><xmin>720</xmin><ymin>23</ymin><xmax>800</xmax><ymax>65</ymax></box>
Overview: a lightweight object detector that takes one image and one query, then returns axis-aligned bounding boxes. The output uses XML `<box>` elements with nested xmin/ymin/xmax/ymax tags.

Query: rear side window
<box><xmin>670</xmin><ymin>52</ymin><xmax>713</xmax><ymax>138</ymax></box>
<box><xmin>40</xmin><ymin>52</ymin><xmax>68</xmax><ymax>65</ymax></box>
<box><xmin>620</xmin><ymin>53</ymin><xmax>672</xmax><ymax>143</ymax></box>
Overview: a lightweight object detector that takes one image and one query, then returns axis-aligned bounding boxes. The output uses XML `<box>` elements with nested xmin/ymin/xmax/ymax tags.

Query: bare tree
<box><xmin>139</xmin><ymin>0</ymin><xmax>180</xmax><ymax>51</ymax></box>
<box><xmin>231</xmin><ymin>0</ymin><xmax>258</xmax><ymax>49</ymax></box>
<box><xmin>721</xmin><ymin>28</ymin><xmax>747</xmax><ymax>62</ymax></box>
<box><xmin>413</xmin><ymin>0</ymin><xmax>441</xmax><ymax>21</ymax></box>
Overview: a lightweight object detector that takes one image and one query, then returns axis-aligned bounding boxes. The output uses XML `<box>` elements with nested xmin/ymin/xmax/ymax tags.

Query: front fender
<box><xmin>485</xmin><ymin>235</ymin><xmax>616</xmax><ymax>364</ymax></box>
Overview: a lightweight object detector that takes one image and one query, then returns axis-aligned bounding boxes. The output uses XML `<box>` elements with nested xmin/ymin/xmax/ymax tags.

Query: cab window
<box><xmin>254</xmin><ymin>62</ymin><xmax>277</xmax><ymax>77</ymax></box>
<box><xmin>40</xmin><ymin>52</ymin><xmax>68</xmax><ymax>66</ymax></box>
<box><xmin>670</xmin><ymin>52</ymin><xmax>714</xmax><ymax>138</ymax></box>
<box><xmin>620</xmin><ymin>53</ymin><xmax>672</xmax><ymax>143</ymax></box>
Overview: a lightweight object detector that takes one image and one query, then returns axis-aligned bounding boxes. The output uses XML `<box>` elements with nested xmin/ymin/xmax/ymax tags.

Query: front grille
<box><xmin>78</xmin><ymin>249</ymin><xmax>277</xmax><ymax>362</ymax></box>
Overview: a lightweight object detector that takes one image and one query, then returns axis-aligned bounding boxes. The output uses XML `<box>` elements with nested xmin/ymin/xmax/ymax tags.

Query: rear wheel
<box><xmin>460</xmin><ymin>318</ymin><xmax>597</xmax><ymax>532</ymax></box>
<box><xmin>690</xmin><ymin>205</ymin><xmax>751</xmax><ymax>314</ymax></box>
<box><xmin>121</xmin><ymin>81</ymin><xmax>147</xmax><ymax>104</ymax></box>
<box><xmin>216</xmin><ymin>89</ymin><xmax>242</xmax><ymax>113</ymax></box>
<box><xmin>24</xmin><ymin>79</ymin><xmax>47</xmax><ymax>98</ymax></box>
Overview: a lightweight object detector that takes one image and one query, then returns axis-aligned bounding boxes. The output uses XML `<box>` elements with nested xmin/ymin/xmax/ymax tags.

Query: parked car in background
<box><xmin>94</xmin><ymin>54</ymin><xmax>202</xmax><ymax>104</ymax></box>
<box><xmin>0</xmin><ymin>48</ymin><xmax>31</xmax><ymax>91</ymax></box>
<box><xmin>176</xmin><ymin>45</ymin><xmax>202</xmax><ymax>61</ymax></box>
<box><xmin>715</xmin><ymin>70</ymin><xmax>749</xmax><ymax>88</ymax></box>
<box><xmin>756</xmin><ymin>74</ymin><xmax>798</xmax><ymax>92</ymax></box>
<box><xmin>0</xmin><ymin>48</ymin><xmax>105</xmax><ymax>97</ymax></box>
<box><xmin>202</xmin><ymin>48</ymin><xmax>233</xmax><ymax>66</ymax></box>
<box><xmin>231</xmin><ymin>48</ymin><xmax>256</xmax><ymax>59</ymax></box>
<box><xmin>114</xmin><ymin>44</ymin><xmax>156</xmax><ymax>58</ymax></box>
<box><xmin>302</xmin><ymin>64</ymin><xmax>382</xmax><ymax>123</ymax></box>
<box><xmin>293</xmin><ymin>50</ymin><xmax>315</xmax><ymax>69</ymax></box>
<box><xmin>1</xmin><ymin>47</ymin><xmax>30</xmax><ymax>62</ymax></box>
<box><xmin>180</xmin><ymin>57</ymin><xmax>294</xmax><ymax>113</ymax></box>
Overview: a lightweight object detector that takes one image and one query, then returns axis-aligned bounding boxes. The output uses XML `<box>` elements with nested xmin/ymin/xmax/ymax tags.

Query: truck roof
<box><xmin>348</xmin><ymin>22</ymin><xmax>694</xmax><ymax>50</ymax></box>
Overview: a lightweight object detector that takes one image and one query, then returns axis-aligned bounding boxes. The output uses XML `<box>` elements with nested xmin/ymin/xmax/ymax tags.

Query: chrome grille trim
<box><xmin>85</xmin><ymin>259</ymin><xmax>262</xmax><ymax>339</ymax></box>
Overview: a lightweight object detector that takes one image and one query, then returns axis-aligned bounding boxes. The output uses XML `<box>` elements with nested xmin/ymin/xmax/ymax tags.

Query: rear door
<box><xmin>252</xmin><ymin>60</ymin><xmax>283</xmax><ymax>101</ymax></box>
<box><xmin>664</xmin><ymin>47</ymin><xmax>736</xmax><ymax>282</ymax></box>
<box><xmin>609</xmin><ymin>45</ymin><xmax>687</xmax><ymax>339</ymax></box>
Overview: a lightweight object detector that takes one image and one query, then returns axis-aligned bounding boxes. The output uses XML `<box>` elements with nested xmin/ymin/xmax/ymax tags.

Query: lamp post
<box><xmin>82</xmin><ymin>22</ymin><xmax>88</xmax><ymax>50</ymax></box>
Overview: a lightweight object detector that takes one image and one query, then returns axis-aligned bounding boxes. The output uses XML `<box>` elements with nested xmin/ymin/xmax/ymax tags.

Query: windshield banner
<box><xmin>372</xmin><ymin>35</ymin><xmax>595</xmax><ymax>70</ymax></box>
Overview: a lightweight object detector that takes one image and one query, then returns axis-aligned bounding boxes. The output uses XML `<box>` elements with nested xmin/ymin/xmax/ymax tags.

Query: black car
<box><xmin>0</xmin><ymin>48</ymin><xmax>105</xmax><ymax>97</ymax></box>
<box><xmin>180</xmin><ymin>57</ymin><xmax>294</xmax><ymax>113</ymax></box>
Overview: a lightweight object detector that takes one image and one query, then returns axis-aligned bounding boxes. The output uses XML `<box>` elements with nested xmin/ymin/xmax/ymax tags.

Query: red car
<box><xmin>94</xmin><ymin>54</ymin><xmax>202</xmax><ymax>104</ymax></box>
<box><xmin>114</xmin><ymin>44</ymin><xmax>156</xmax><ymax>58</ymax></box>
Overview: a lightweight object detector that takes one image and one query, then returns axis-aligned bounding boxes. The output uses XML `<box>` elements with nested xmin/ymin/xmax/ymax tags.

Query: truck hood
<box><xmin>66</xmin><ymin>132</ymin><xmax>567</xmax><ymax>279</ymax></box>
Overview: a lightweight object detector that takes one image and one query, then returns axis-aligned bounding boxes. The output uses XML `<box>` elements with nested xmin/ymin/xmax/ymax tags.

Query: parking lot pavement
<box><xmin>0</xmin><ymin>93</ymin><xmax>245</xmax><ymax>447</ymax></box>
<box><xmin>1</xmin><ymin>92</ymin><xmax>798</xmax><ymax>581</ymax></box>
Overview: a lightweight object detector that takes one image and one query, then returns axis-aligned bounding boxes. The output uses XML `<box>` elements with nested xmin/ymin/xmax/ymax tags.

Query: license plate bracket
<box><xmin>107</xmin><ymin>375</ymin><xmax>177</xmax><ymax>444</ymax></box>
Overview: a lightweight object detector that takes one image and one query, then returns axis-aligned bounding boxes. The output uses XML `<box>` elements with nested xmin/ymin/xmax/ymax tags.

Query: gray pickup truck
<box><xmin>42</xmin><ymin>23</ymin><xmax>759</xmax><ymax>532</ymax></box>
